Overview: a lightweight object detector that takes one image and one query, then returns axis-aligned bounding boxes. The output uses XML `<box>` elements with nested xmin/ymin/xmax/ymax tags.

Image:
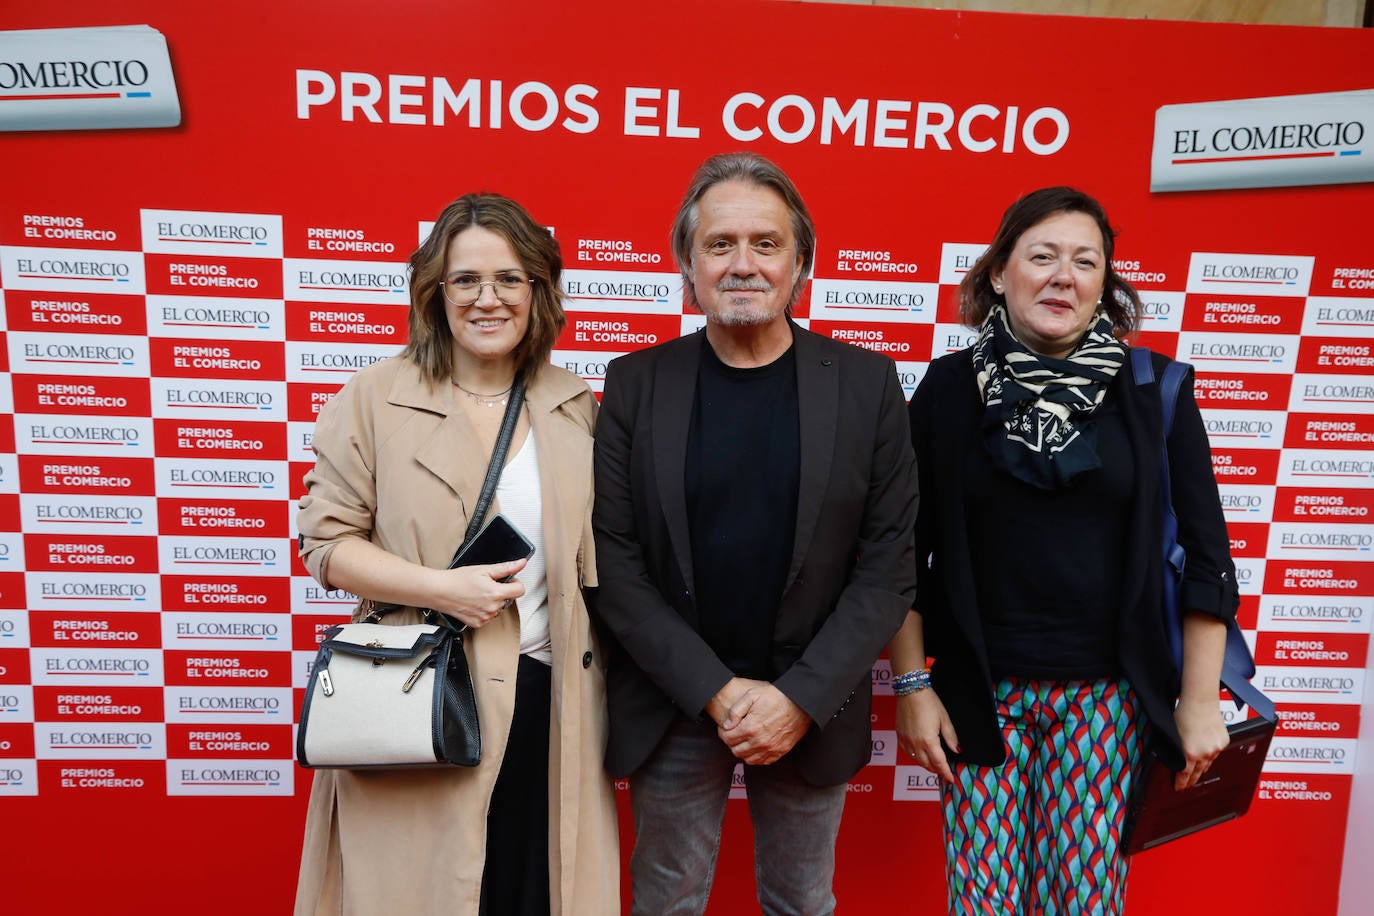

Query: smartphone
<box><xmin>449</xmin><ymin>514</ymin><xmax>535</xmax><ymax>574</ymax></box>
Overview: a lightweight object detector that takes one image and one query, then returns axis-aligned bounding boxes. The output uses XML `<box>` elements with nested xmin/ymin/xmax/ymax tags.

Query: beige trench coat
<box><xmin>294</xmin><ymin>357</ymin><xmax>619</xmax><ymax>915</ymax></box>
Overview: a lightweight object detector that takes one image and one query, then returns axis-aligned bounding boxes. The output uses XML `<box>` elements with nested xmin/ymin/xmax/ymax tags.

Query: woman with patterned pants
<box><xmin>888</xmin><ymin>187</ymin><xmax>1238</xmax><ymax>914</ymax></box>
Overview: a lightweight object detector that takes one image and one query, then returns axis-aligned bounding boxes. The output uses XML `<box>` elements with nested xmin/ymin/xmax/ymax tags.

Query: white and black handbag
<box><xmin>296</xmin><ymin>619</ymin><xmax>480</xmax><ymax>767</ymax></box>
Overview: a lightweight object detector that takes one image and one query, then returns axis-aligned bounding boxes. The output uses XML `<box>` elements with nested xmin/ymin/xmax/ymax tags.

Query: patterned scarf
<box><xmin>971</xmin><ymin>303</ymin><xmax>1126</xmax><ymax>489</ymax></box>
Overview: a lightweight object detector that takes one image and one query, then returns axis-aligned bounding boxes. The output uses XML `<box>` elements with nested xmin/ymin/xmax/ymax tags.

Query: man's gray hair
<box><xmin>669</xmin><ymin>152</ymin><xmax>816</xmax><ymax>309</ymax></box>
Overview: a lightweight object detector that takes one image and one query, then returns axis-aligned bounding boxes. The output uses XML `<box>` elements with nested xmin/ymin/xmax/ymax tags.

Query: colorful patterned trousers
<box><xmin>942</xmin><ymin>677</ymin><xmax>1147</xmax><ymax>916</ymax></box>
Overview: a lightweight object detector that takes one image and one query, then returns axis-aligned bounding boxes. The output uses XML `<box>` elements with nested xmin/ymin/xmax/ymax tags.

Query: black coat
<box><xmin>592</xmin><ymin>323</ymin><xmax>919</xmax><ymax>786</ymax></box>
<box><xmin>910</xmin><ymin>347</ymin><xmax>1238</xmax><ymax>771</ymax></box>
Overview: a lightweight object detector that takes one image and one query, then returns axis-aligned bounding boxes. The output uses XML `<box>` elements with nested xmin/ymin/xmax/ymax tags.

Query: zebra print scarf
<box><xmin>971</xmin><ymin>303</ymin><xmax>1126</xmax><ymax>489</ymax></box>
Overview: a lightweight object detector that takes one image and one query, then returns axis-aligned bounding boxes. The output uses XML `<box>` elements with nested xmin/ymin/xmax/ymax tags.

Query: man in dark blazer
<box><xmin>592</xmin><ymin>152</ymin><xmax>918</xmax><ymax>915</ymax></box>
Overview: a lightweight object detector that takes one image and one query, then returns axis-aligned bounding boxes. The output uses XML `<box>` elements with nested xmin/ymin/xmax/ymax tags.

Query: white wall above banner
<box><xmin>1</xmin><ymin>2</ymin><xmax>1371</xmax><ymax>914</ymax></box>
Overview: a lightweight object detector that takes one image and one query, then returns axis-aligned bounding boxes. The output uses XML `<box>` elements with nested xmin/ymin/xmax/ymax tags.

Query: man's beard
<box><xmin>705</xmin><ymin>278</ymin><xmax>787</xmax><ymax>327</ymax></box>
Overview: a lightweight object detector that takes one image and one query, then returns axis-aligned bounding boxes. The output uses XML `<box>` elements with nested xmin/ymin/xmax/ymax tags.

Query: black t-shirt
<box><xmin>965</xmin><ymin>394</ymin><xmax>1134</xmax><ymax>680</ymax></box>
<box><xmin>685</xmin><ymin>339</ymin><xmax>800</xmax><ymax>679</ymax></box>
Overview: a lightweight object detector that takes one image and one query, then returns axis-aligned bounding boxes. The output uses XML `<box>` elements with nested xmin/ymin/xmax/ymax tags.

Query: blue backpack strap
<box><xmin>1135</xmin><ymin>347</ymin><xmax>1186</xmax><ymax>667</ymax></box>
<box><xmin>1158</xmin><ymin>360</ymin><xmax>1190</xmax><ymax>641</ymax></box>
<box><xmin>1135</xmin><ymin>347</ymin><xmax>1270</xmax><ymax>719</ymax></box>
<box><xmin>1129</xmin><ymin>345</ymin><xmax>1154</xmax><ymax>386</ymax></box>
<box><xmin>1133</xmin><ymin>345</ymin><xmax>1187</xmax><ymax>437</ymax></box>
<box><xmin>1223</xmin><ymin>630</ymin><xmax>1275</xmax><ymax>719</ymax></box>
<box><xmin>1158</xmin><ymin>361</ymin><xmax>1187</xmax><ymax>443</ymax></box>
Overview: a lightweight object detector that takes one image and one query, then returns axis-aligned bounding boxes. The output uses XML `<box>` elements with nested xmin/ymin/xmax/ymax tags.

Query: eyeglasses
<box><xmin>441</xmin><ymin>273</ymin><xmax>534</xmax><ymax>307</ymax></box>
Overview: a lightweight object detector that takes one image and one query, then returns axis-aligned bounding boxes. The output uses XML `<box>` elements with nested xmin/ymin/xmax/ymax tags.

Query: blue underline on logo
<box><xmin>1339</xmin><ymin>150</ymin><xmax>1362</xmax><ymax>157</ymax></box>
<box><xmin>126</xmin><ymin>92</ymin><xmax>151</xmax><ymax>98</ymax></box>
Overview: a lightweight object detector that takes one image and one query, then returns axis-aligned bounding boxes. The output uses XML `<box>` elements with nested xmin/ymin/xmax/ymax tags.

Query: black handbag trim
<box><xmin>318</xmin><ymin>625</ymin><xmax>446</xmax><ymax>660</ymax></box>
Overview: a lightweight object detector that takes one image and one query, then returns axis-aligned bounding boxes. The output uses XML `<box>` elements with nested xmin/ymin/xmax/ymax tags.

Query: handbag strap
<box><xmin>363</xmin><ymin>374</ymin><xmax>527</xmax><ymax>627</ymax></box>
<box><xmin>1131</xmin><ymin>348</ymin><xmax>1276</xmax><ymax>723</ymax></box>
<box><xmin>458</xmin><ymin>375</ymin><xmax>527</xmax><ymax>552</ymax></box>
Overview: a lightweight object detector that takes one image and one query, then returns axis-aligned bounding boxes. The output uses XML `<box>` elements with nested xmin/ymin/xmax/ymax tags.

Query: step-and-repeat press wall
<box><xmin>2</xmin><ymin>2</ymin><xmax>1370</xmax><ymax>912</ymax></box>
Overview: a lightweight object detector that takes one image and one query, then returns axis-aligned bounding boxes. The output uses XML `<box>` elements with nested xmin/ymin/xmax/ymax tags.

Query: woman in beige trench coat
<box><xmin>294</xmin><ymin>193</ymin><xmax>619</xmax><ymax>915</ymax></box>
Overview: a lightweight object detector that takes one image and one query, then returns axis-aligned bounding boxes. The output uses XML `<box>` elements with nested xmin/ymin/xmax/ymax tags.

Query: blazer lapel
<box><xmin>653</xmin><ymin>332</ymin><xmax>703</xmax><ymax>591</ymax></box>
<box><xmin>787</xmin><ymin>325</ymin><xmax>837</xmax><ymax>587</ymax></box>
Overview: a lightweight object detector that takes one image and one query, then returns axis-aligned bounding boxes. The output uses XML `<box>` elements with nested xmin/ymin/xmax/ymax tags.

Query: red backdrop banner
<box><xmin>1</xmin><ymin>1</ymin><xmax>1371</xmax><ymax>913</ymax></box>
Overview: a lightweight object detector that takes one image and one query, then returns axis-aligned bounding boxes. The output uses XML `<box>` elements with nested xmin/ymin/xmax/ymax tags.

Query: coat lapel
<box><xmin>388</xmin><ymin>363</ymin><xmax>486</xmax><ymax>520</ymax></box>
<box><xmin>788</xmin><ymin>325</ymin><xmax>837</xmax><ymax>587</ymax></box>
<box><xmin>525</xmin><ymin>367</ymin><xmax>594</xmax><ymax>655</ymax></box>
<box><xmin>653</xmin><ymin>332</ymin><xmax>703</xmax><ymax>590</ymax></box>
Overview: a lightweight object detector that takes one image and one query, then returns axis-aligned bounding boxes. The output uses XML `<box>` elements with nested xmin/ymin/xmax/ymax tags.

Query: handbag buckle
<box><xmin>320</xmin><ymin>669</ymin><xmax>334</xmax><ymax>697</ymax></box>
<box><xmin>402</xmin><ymin>655</ymin><xmax>433</xmax><ymax>693</ymax></box>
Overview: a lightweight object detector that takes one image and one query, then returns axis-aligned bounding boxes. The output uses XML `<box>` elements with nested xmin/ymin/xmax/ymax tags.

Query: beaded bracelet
<box><xmin>892</xmin><ymin>668</ymin><xmax>932</xmax><ymax>696</ymax></box>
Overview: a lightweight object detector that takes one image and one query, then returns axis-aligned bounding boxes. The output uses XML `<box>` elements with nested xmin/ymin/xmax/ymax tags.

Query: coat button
<box><xmin>582</xmin><ymin>651</ymin><xmax>593</xmax><ymax>669</ymax></box>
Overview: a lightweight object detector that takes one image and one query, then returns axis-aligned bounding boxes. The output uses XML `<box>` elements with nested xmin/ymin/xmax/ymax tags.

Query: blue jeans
<box><xmin>629</xmin><ymin>714</ymin><xmax>846</xmax><ymax>916</ymax></box>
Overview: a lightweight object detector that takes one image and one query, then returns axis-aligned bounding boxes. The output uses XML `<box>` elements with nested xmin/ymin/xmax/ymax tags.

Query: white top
<box><xmin>496</xmin><ymin>433</ymin><xmax>551</xmax><ymax>665</ymax></box>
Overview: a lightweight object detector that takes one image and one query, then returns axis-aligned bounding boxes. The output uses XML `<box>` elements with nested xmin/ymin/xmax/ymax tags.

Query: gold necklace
<box><xmin>453</xmin><ymin>379</ymin><xmax>512</xmax><ymax>408</ymax></box>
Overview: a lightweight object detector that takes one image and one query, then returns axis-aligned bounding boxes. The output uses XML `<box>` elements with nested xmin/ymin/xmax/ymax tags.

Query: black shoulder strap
<box><xmin>459</xmin><ymin>376</ymin><xmax>526</xmax><ymax>550</ymax></box>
